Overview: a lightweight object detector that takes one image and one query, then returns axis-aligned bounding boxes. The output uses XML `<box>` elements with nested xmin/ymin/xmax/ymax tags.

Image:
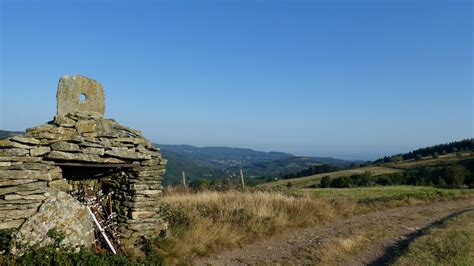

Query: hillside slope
<box><xmin>158</xmin><ymin>144</ymin><xmax>356</xmax><ymax>181</ymax></box>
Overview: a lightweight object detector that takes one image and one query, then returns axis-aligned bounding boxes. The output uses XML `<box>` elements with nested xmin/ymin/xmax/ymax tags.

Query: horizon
<box><xmin>1</xmin><ymin>0</ymin><xmax>472</xmax><ymax>161</ymax></box>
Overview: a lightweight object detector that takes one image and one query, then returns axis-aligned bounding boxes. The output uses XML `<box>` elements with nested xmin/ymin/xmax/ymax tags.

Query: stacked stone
<box><xmin>0</xmin><ymin>75</ymin><xmax>168</xmax><ymax>244</ymax></box>
<box><xmin>0</xmin><ymin>112</ymin><xmax>167</xmax><ymax>239</ymax></box>
<box><xmin>0</xmin><ymin>136</ymin><xmax>64</xmax><ymax>230</ymax></box>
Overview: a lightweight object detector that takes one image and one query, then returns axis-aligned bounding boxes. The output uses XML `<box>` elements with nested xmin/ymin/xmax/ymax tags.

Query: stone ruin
<box><xmin>0</xmin><ymin>75</ymin><xmax>167</xmax><ymax>248</ymax></box>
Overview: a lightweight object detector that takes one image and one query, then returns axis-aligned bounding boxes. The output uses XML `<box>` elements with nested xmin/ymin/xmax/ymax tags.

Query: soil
<box><xmin>196</xmin><ymin>198</ymin><xmax>474</xmax><ymax>265</ymax></box>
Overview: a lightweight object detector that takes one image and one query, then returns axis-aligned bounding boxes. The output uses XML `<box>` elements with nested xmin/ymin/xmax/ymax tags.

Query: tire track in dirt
<box><xmin>196</xmin><ymin>198</ymin><xmax>474</xmax><ymax>265</ymax></box>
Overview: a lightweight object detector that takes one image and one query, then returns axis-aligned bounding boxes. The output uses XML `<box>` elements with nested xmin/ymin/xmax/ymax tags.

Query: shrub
<box><xmin>442</xmin><ymin>165</ymin><xmax>467</xmax><ymax>187</ymax></box>
<box><xmin>320</xmin><ymin>176</ymin><xmax>331</xmax><ymax>188</ymax></box>
<box><xmin>330</xmin><ymin>176</ymin><xmax>353</xmax><ymax>188</ymax></box>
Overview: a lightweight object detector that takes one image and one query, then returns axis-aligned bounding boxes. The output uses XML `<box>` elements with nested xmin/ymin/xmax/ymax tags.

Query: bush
<box><xmin>330</xmin><ymin>176</ymin><xmax>352</xmax><ymax>188</ymax></box>
<box><xmin>442</xmin><ymin>165</ymin><xmax>467</xmax><ymax>187</ymax></box>
<box><xmin>320</xmin><ymin>176</ymin><xmax>331</xmax><ymax>188</ymax></box>
<box><xmin>415</xmin><ymin>154</ymin><xmax>423</xmax><ymax>161</ymax></box>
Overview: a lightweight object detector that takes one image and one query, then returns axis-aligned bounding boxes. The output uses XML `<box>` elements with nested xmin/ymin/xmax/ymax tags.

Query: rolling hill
<box><xmin>157</xmin><ymin>144</ymin><xmax>357</xmax><ymax>182</ymax></box>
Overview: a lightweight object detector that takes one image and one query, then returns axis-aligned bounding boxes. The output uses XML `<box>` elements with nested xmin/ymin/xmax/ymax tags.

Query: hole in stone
<box><xmin>79</xmin><ymin>93</ymin><xmax>87</xmax><ymax>103</ymax></box>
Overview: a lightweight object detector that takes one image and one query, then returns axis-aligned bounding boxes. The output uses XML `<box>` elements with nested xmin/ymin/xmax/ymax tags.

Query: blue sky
<box><xmin>1</xmin><ymin>0</ymin><xmax>472</xmax><ymax>160</ymax></box>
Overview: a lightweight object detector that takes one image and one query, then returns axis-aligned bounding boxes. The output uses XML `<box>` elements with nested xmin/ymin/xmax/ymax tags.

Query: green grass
<box><xmin>294</xmin><ymin>186</ymin><xmax>474</xmax><ymax>208</ymax></box>
<box><xmin>298</xmin><ymin>186</ymin><xmax>473</xmax><ymax>201</ymax></box>
<box><xmin>261</xmin><ymin>166</ymin><xmax>401</xmax><ymax>189</ymax></box>
<box><xmin>393</xmin><ymin>210</ymin><xmax>474</xmax><ymax>266</ymax></box>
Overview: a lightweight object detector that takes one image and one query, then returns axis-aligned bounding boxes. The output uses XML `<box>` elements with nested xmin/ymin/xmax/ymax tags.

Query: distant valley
<box><xmin>157</xmin><ymin>144</ymin><xmax>359</xmax><ymax>184</ymax></box>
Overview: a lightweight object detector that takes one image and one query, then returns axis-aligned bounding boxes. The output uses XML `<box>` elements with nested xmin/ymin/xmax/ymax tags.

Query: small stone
<box><xmin>75</xmin><ymin>120</ymin><xmax>97</xmax><ymax>133</ymax></box>
<box><xmin>0</xmin><ymin>179</ymin><xmax>37</xmax><ymax>187</ymax></box>
<box><xmin>104</xmin><ymin>149</ymin><xmax>138</xmax><ymax>160</ymax></box>
<box><xmin>30</xmin><ymin>146</ymin><xmax>51</xmax><ymax>157</ymax></box>
<box><xmin>51</xmin><ymin>141</ymin><xmax>80</xmax><ymax>152</ymax></box>
<box><xmin>82</xmin><ymin>147</ymin><xmax>104</xmax><ymax>155</ymax></box>
<box><xmin>54</xmin><ymin>115</ymin><xmax>76</xmax><ymax>127</ymax></box>
<box><xmin>0</xmin><ymin>156</ymin><xmax>42</xmax><ymax>162</ymax></box>
<box><xmin>46</xmin><ymin>151</ymin><xmax>101</xmax><ymax>162</ymax></box>
<box><xmin>0</xmin><ymin>148</ymin><xmax>29</xmax><ymax>157</ymax></box>
<box><xmin>0</xmin><ymin>162</ymin><xmax>11</xmax><ymax>167</ymax></box>
<box><xmin>11</xmin><ymin>136</ymin><xmax>40</xmax><ymax>145</ymax></box>
<box><xmin>0</xmin><ymin>181</ymin><xmax>48</xmax><ymax>196</ymax></box>
<box><xmin>0</xmin><ymin>170</ymin><xmax>55</xmax><ymax>181</ymax></box>
<box><xmin>48</xmin><ymin>180</ymin><xmax>70</xmax><ymax>192</ymax></box>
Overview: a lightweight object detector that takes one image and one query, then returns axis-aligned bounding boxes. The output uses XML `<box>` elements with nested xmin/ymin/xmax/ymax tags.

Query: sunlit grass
<box><xmin>156</xmin><ymin>186</ymin><xmax>474</xmax><ymax>263</ymax></box>
<box><xmin>394</xmin><ymin>210</ymin><xmax>474</xmax><ymax>265</ymax></box>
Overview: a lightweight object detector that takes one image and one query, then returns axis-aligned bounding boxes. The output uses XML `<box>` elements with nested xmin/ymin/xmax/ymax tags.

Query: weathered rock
<box><xmin>0</xmin><ymin>170</ymin><xmax>56</xmax><ymax>181</ymax></box>
<box><xmin>0</xmin><ymin>179</ymin><xmax>37</xmax><ymax>187</ymax></box>
<box><xmin>0</xmin><ymin>181</ymin><xmax>47</xmax><ymax>195</ymax></box>
<box><xmin>0</xmin><ymin>162</ymin><xmax>11</xmax><ymax>167</ymax></box>
<box><xmin>0</xmin><ymin>156</ymin><xmax>42</xmax><ymax>162</ymax></box>
<box><xmin>4</xmin><ymin>194</ymin><xmax>47</xmax><ymax>200</ymax></box>
<box><xmin>26</xmin><ymin>124</ymin><xmax>54</xmax><ymax>134</ymax></box>
<box><xmin>54</xmin><ymin>115</ymin><xmax>76</xmax><ymax>127</ymax></box>
<box><xmin>56</xmin><ymin>75</ymin><xmax>105</xmax><ymax>117</ymax></box>
<box><xmin>141</xmin><ymin>159</ymin><xmax>161</xmax><ymax>166</ymax></box>
<box><xmin>51</xmin><ymin>141</ymin><xmax>80</xmax><ymax>152</ymax></box>
<box><xmin>0</xmin><ymin>208</ymin><xmax>38</xmax><ymax>220</ymax></box>
<box><xmin>30</xmin><ymin>146</ymin><xmax>51</xmax><ymax>157</ymax></box>
<box><xmin>48</xmin><ymin>179</ymin><xmax>70</xmax><ymax>192</ymax></box>
<box><xmin>82</xmin><ymin>147</ymin><xmax>104</xmax><ymax>155</ymax></box>
<box><xmin>46</xmin><ymin>151</ymin><xmax>101</xmax><ymax>162</ymax></box>
<box><xmin>0</xmin><ymin>219</ymin><xmax>25</xmax><ymax>230</ymax></box>
<box><xmin>75</xmin><ymin>120</ymin><xmax>97</xmax><ymax>133</ymax></box>
<box><xmin>105</xmin><ymin>149</ymin><xmax>139</xmax><ymax>159</ymax></box>
<box><xmin>12</xmin><ymin>191</ymin><xmax>94</xmax><ymax>254</ymax></box>
<box><xmin>0</xmin><ymin>148</ymin><xmax>29</xmax><ymax>157</ymax></box>
<box><xmin>11</xmin><ymin>136</ymin><xmax>40</xmax><ymax>145</ymax></box>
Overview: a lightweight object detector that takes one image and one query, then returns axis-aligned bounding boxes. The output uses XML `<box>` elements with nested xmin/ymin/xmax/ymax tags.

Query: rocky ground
<box><xmin>197</xmin><ymin>198</ymin><xmax>474</xmax><ymax>265</ymax></box>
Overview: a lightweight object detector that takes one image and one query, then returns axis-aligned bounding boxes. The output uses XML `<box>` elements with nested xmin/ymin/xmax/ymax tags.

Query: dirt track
<box><xmin>197</xmin><ymin>198</ymin><xmax>474</xmax><ymax>265</ymax></box>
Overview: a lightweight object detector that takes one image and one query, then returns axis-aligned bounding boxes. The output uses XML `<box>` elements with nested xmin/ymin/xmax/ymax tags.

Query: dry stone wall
<box><xmin>0</xmin><ymin>75</ymin><xmax>167</xmax><ymax>244</ymax></box>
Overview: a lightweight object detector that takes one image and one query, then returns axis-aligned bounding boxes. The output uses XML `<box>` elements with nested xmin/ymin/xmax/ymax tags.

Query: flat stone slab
<box><xmin>57</xmin><ymin>75</ymin><xmax>105</xmax><ymax>117</ymax></box>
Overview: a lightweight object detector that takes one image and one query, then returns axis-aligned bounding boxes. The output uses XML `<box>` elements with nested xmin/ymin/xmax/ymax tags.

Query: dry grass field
<box><xmin>155</xmin><ymin>186</ymin><xmax>474</xmax><ymax>263</ymax></box>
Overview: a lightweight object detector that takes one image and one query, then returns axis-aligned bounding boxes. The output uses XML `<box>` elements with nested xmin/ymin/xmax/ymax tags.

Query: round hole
<box><xmin>79</xmin><ymin>93</ymin><xmax>87</xmax><ymax>103</ymax></box>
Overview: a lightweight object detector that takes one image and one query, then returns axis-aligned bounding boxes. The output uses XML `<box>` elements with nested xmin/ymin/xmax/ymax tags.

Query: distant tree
<box><xmin>391</xmin><ymin>155</ymin><xmax>404</xmax><ymax>162</ymax></box>
<box><xmin>350</xmin><ymin>163</ymin><xmax>360</xmax><ymax>169</ymax></box>
<box><xmin>452</xmin><ymin>147</ymin><xmax>458</xmax><ymax>153</ymax></box>
<box><xmin>320</xmin><ymin>176</ymin><xmax>331</xmax><ymax>188</ymax></box>
<box><xmin>432</xmin><ymin>152</ymin><xmax>439</xmax><ymax>159</ymax></box>
<box><xmin>441</xmin><ymin>150</ymin><xmax>448</xmax><ymax>155</ymax></box>
<box><xmin>442</xmin><ymin>165</ymin><xmax>467</xmax><ymax>187</ymax></box>
<box><xmin>330</xmin><ymin>176</ymin><xmax>352</xmax><ymax>188</ymax></box>
<box><xmin>415</xmin><ymin>154</ymin><xmax>423</xmax><ymax>161</ymax></box>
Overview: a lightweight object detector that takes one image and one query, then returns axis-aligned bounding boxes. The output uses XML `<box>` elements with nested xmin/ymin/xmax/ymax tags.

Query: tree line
<box><xmin>317</xmin><ymin>160</ymin><xmax>474</xmax><ymax>189</ymax></box>
<box><xmin>374</xmin><ymin>139</ymin><xmax>473</xmax><ymax>164</ymax></box>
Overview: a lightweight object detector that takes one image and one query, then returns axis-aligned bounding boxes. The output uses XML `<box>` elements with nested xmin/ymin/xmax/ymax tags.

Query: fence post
<box><xmin>240</xmin><ymin>168</ymin><xmax>245</xmax><ymax>189</ymax></box>
<box><xmin>182</xmin><ymin>171</ymin><xmax>187</xmax><ymax>187</ymax></box>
